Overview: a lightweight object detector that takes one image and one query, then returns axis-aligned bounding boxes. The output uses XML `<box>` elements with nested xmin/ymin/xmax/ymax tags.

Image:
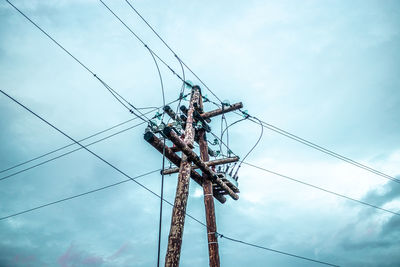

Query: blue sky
<box><xmin>1</xmin><ymin>0</ymin><xmax>400</xmax><ymax>266</ymax></box>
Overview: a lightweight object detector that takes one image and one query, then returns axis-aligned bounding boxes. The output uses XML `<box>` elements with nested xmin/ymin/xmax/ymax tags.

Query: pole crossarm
<box><xmin>163</xmin><ymin>127</ymin><xmax>239</xmax><ymax>200</ymax></box>
<box><xmin>201</xmin><ymin>102</ymin><xmax>243</xmax><ymax>120</ymax></box>
<box><xmin>161</xmin><ymin>157</ymin><xmax>239</xmax><ymax>175</ymax></box>
<box><xmin>144</xmin><ymin>131</ymin><xmax>227</xmax><ymax>204</ymax></box>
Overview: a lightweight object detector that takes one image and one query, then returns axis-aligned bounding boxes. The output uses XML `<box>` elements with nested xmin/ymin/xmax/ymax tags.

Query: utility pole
<box><xmin>164</xmin><ymin>86</ymin><xmax>200</xmax><ymax>266</ymax></box>
<box><xmin>144</xmin><ymin>85</ymin><xmax>243</xmax><ymax>266</ymax></box>
<box><xmin>198</xmin><ymin>95</ymin><xmax>220</xmax><ymax>267</ymax></box>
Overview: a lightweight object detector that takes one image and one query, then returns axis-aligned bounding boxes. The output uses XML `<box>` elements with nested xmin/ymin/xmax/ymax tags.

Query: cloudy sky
<box><xmin>1</xmin><ymin>0</ymin><xmax>399</xmax><ymax>266</ymax></box>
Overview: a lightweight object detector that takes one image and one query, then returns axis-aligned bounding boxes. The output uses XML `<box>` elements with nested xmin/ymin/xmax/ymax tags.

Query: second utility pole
<box><xmin>165</xmin><ymin>86</ymin><xmax>200</xmax><ymax>266</ymax></box>
<box><xmin>198</xmin><ymin>95</ymin><xmax>220</xmax><ymax>267</ymax></box>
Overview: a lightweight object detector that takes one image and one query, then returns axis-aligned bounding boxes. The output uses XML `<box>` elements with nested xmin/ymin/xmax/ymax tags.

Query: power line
<box><xmin>236</xmin><ymin>116</ymin><xmax>263</xmax><ymax>168</ymax></box>
<box><xmin>5</xmin><ymin>0</ymin><xmax>150</xmax><ymax>122</ymax></box>
<box><xmin>147</xmin><ymin>36</ymin><xmax>166</xmax><ymax>267</ymax></box>
<box><xmin>243</xmin><ymin>161</ymin><xmax>400</xmax><ymax>217</ymax></box>
<box><xmin>0</xmin><ymin>114</ymin><xmax>148</xmax><ymax>175</ymax></box>
<box><xmin>246</xmin><ymin>116</ymin><xmax>400</xmax><ymax>184</ymax></box>
<box><xmin>157</xmin><ymin>138</ymin><xmax>166</xmax><ymax>267</ymax></box>
<box><xmin>203</xmin><ymin>128</ymin><xmax>400</xmax><ymax>217</ymax></box>
<box><xmin>0</xmin><ymin>121</ymin><xmax>146</xmax><ymax>182</ymax></box>
<box><xmin>0</xmin><ymin>169</ymin><xmax>160</xmax><ymax>221</ymax></box>
<box><xmin>218</xmin><ymin>234</ymin><xmax>339</xmax><ymax>267</ymax></box>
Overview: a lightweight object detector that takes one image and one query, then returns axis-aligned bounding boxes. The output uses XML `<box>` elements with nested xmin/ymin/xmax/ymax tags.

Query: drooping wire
<box><xmin>146</xmin><ymin>47</ymin><xmax>165</xmax><ymax>110</ymax></box>
<box><xmin>234</xmin><ymin>116</ymin><xmax>264</xmax><ymax>176</ymax></box>
<box><xmin>219</xmin><ymin>117</ymin><xmax>247</xmax><ymax>156</ymax></box>
<box><xmin>146</xmin><ymin>41</ymin><xmax>166</xmax><ymax>267</ymax></box>
<box><xmin>224</xmin><ymin>115</ymin><xmax>230</xmax><ymax>155</ymax></box>
<box><xmin>174</xmin><ymin>57</ymin><xmax>186</xmax><ymax>117</ymax></box>
<box><xmin>157</xmin><ymin>139</ymin><xmax>166</xmax><ymax>267</ymax></box>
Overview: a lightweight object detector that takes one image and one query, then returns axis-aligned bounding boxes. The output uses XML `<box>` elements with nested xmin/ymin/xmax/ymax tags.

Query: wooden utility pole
<box><xmin>198</xmin><ymin>96</ymin><xmax>220</xmax><ymax>267</ymax></box>
<box><xmin>164</xmin><ymin>86</ymin><xmax>200</xmax><ymax>266</ymax></box>
<box><xmin>144</xmin><ymin>85</ymin><xmax>243</xmax><ymax>266</ymax></box>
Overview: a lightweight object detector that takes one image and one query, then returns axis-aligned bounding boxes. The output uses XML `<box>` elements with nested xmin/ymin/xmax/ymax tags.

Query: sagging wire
<box><xmin>174</xmin><ymin>56</ymin><xmax>186</xmax><ymax>118</ymax></box>
<box><xmin>145</xmin><ymin>44</ymin><xmax>167</xmax><ymax>267</ymax></box>
<box><xmin>232</xmin><ymin>113</ymin><xmax>263</xmax><ymax>178</ymax></box>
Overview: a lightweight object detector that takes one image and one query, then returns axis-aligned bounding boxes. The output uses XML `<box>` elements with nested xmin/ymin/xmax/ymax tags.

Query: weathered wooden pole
<box><xmin>198</xmin><ymin>93</ymin><xmax>220</xmax><ymax>267</ymax></box>
<box><xmin>165</xmin><ymin>86</ymin><xmax>200</xmax><ymax>267</ymax></box>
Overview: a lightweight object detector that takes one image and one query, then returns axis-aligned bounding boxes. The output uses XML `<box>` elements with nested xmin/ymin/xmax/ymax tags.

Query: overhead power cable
<box><xmin>0</xmin><ymin>117</ymin><xmax>139</xmax><ymax>175</ymax></box>
<box><xmin>218</xmin><ymin>234</ymin><xmax>339</xmax><ymax>267</ymax></box>
<box><xmin>209</xmin><ymin>127</ymin><xmax>400</xmax><ymax>216</ymax></box>
<box><xmin>0</xmin><ymin>111</ymin><xmax>150</xmax><ymax>175</ymax></box>
<box><xmin>243</xmin><ymin>161</ymin><xmax>400</xmax><ymax>217</ymax></box>
<box><xmin>0</xmin><ymin>169</ymin><xmax>160</xmax><ymax>221</ymax></box>
<box><xmin>236</xmin><ymin>116</ymin><xmax>264</xmax><ymax>169</ymax></box>
<box><xmin>208</xmin><ymin>99</ymin><xmax>399</xmax><ymax>185</ymax></box>
<box><xmin>147</xmin><ymin>36</ymin><xmax>166</xmax><ymax>267</ymax></box>
<box><xmin>0</xmin><ymin>90</ymin><xmax>338</xmax><ymax>267</ymax></box>
<box><xmin>5</xmin><ymin>0</ymin><xmax>150</xmax><ymax>122</ymax></box>
<box><xmin>0</xmin><ymin>121</ymin><xmax>146</xmax><ymax>182</ymax></box>
<box><xmin>245</xmin><ymin>116</ymin><xmax>400</xmax><ymax>184</ymax></box>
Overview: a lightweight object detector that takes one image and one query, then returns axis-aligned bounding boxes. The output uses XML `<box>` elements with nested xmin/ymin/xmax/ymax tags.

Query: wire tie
<box><xmin>207</xmin><ymin>232</ymin><xmax>216</xmax><ymax>235</ymax></box>
<box><xmin>204</xmin><ymin>193</ymin><xmax>213</xmax><ymax>197</ymax></box>
<box><xmin>208</xmin><ymin>241</ymin><xmax>218</xmax><ymax>245</ymax></box>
